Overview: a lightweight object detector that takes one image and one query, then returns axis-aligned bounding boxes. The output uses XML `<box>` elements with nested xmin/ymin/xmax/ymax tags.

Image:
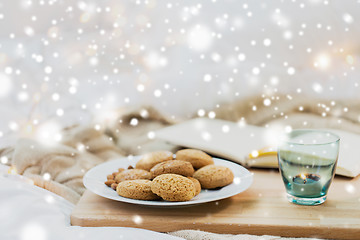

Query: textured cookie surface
<box><xmin>136</xmin><ymin>151</ymin><xmax>173</xmax><ymax>171</ymax></box>
<box><xmin>193</xmin><ymin>165</ymin><xmax>234</xmax><ymax>189</ymax></box>
<box><xmin>115</xmin><ymin>169</ymin><xmax>152</xmax><ymax>183</ymax></box>
<box><xmin>150</xmin><ymin>160</ymin><xmax>194</xmax><ymax>178</ymax></box>
<box><xmin>151</xmin><ymin>174</ymin><xmax>196</xmax><ymax>201</ymax></box>
<box><xmin>188</xmin><ymin>177</ymin><xmax>201</xmax><ymax>196</ymax></box>
<box><xmin>116</xmin><ymin>180</ymin><xmax>160</xmax><ymax>200</ymax></box>
<box><xmin>175</xmin><ymin>149</ymin><xmax>214</xmax><ymax>169</ymax></box>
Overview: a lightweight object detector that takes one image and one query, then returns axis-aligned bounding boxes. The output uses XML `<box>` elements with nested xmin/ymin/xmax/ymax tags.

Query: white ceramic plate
<box><xmin>83</xmin><ymin>156</ymin><xmax>253</xmax><ymax>207</ymax></box>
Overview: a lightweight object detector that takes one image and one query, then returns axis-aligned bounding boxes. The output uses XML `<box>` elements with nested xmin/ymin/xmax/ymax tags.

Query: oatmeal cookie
<box><xmin>136</xmin><ymin>151</ymin><xmax>173</xmax><ymax>171</ymax></box>
<box><xmin>116</xmin><ymin>180</ymin><xmax>160</xmax><ymax>200</ymax></box>
<box><xmin>151</xmin><ymin>174</ymin><xmax>196</xmax><ymax>201</ymax></box>
<box><xmin>175</xmin><ymin>149</ymin><xmax>214</xmax><ymax>169</ymax></box>
<box><xmin>187</xmin><ymin>177</ymin><xmax>201</xmax><ymax>196</ymax></box>
<box><xmin>115</xmin><ymin>169</ymin><xmax>152</xmax><ymax>183</ymax></box>
<box><xmin>193</xmin><ymin>165</ymin><xmax>234</xmax><ymax>189</ymax></box>
<box><xmin>150</xmin><ymin>160</ymin><xmax>194</xmax><ymax>178</ymax></box>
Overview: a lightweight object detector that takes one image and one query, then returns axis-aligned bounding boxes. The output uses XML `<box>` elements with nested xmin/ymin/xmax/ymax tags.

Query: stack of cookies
<box><xmin>105</xmin><ymin>149</ymin><xmax>234</xmax><ymax>202</ymax></box>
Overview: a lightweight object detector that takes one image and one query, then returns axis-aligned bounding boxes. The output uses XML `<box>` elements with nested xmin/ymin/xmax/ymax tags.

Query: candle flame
<box><xmin>300</xmin><ymin>173</ymin><xmax>307</xmax><ymax>184</ymax></box>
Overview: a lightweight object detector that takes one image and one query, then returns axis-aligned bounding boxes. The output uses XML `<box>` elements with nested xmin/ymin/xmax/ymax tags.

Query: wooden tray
<box><xmin>71</xmin><ymin>169</ymin><xmax>360</xmax><ymax>239</ymax></box>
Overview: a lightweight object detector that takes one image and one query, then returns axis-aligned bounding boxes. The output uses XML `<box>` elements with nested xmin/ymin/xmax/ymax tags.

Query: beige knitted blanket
<box><xmin>1</xmin><ymin>94</ymin><xmax>359</xmax><ymax>240</ymax></box>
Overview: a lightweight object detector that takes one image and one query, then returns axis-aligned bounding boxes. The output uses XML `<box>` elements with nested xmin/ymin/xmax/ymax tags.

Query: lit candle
<box><xmin>291</xmin><ymin>173</ymin><xmax>322</xmax><ymax>198</ymax></box>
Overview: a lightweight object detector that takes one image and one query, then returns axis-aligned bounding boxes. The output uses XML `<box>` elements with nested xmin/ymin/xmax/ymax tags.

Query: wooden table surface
<box><xmin>71</xmin><ymin>169</ymin><xmax>360</xmax><ymax>239</ymax></box>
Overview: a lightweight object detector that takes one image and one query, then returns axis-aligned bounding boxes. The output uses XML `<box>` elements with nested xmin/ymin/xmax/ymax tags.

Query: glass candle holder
<box><xmin>277</xmin><ymin>129</ymin><xmax>340</xmax><ymax>205</ymax></box>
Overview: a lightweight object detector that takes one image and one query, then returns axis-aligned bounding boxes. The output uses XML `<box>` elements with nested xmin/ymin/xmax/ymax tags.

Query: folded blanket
<box><xmin>214</xmin><ymin>94</ymin><xmax>360</xmax><ymax>133</ymax></box>
<box><xmin>0</xmin><ymin>106</ymin><xmax>177</xmax><ymax>203</ymax></box>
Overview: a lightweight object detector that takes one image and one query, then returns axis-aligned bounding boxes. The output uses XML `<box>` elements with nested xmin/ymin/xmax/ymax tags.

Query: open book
<box><xmin>155</xmin><ymin>118</ymin><xmax>360</xmax><ymax>178</ymax></box>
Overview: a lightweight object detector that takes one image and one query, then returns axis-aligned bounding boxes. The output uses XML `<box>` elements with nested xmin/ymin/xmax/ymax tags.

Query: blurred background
<box><xmin>0</xmin><ymin>0</ymin><xmax>359</xmax><ymax>147</ymax></box>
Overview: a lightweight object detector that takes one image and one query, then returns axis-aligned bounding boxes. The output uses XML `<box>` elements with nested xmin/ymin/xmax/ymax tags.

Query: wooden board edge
<box><xmin>70</xmin><ymin>215</ymin><xmax>360</xmax><ymax>240</ymax></box>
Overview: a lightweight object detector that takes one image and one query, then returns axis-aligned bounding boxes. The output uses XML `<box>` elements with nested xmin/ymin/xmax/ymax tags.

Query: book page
<box><xmin>155</xmin><ymin>118</ymin><xmax>359</xmax><ymax>177</ymax></box>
